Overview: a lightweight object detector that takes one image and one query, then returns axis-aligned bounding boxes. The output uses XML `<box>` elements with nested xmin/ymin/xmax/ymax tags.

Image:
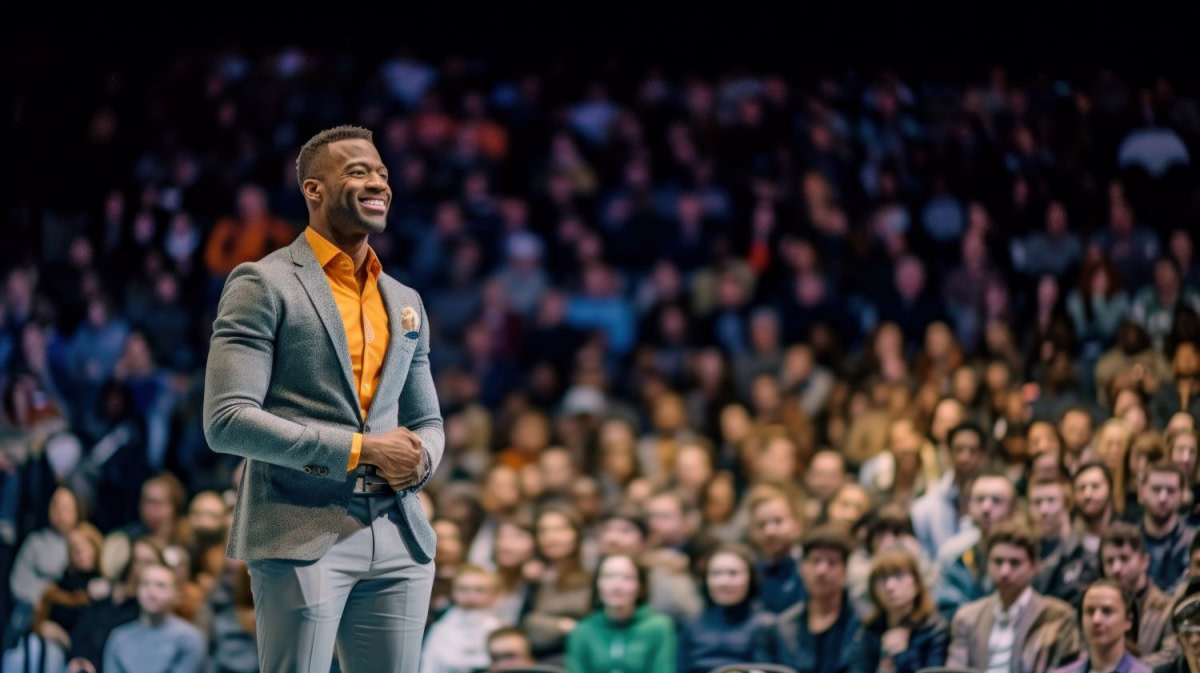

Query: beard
<box><xmin>332</xmin><ymin>195</ymin><xmax>387</xmax><ymax>235</ymax></box>
<box><xmin>1150</xmin><ymin>510</ymin><xmax>1176</xmax><ymax>528</ymax></box>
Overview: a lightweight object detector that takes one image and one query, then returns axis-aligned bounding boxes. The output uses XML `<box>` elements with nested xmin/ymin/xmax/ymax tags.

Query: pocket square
<box><xmin>401</xmin><ymin>306</ymin><xmax>420</xmax><ymax>339</ymax></box>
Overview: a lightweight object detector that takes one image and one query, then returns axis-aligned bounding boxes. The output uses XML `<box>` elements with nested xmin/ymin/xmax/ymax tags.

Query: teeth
<box><xmin>362</xmin><ymin>199</ymin><xmax>384</xmax><ymax>206</ymax></box>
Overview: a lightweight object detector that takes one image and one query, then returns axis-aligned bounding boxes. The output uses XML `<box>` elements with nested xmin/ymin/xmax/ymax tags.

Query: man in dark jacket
<box><xmin>753</xmin><ymin>525</ymin><xmax>861</xmax><ymax>673</ymax></box>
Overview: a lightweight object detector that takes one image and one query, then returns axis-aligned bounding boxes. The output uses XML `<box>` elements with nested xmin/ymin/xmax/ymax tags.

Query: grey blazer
<box><xmin>203</xmin><ymin>234</ymin><xmax>444</xmax><ymax>564</ymax></box>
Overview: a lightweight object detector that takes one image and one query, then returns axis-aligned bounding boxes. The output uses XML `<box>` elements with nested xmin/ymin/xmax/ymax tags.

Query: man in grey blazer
<box><xmin>204</xmin><ymin>125</ymin><xmax>443</xmax><ymax>673</ymax></box>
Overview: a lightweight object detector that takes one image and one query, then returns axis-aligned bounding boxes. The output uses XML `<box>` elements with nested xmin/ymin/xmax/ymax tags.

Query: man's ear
<box><xmin>302</xmin><ymin>178</ymin><xmax>323</xmax><ymax>206</ymax></box>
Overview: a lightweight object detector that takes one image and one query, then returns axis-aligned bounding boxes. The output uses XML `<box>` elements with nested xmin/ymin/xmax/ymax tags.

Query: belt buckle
<box><xmin>353</xmin><ymin>475</ymin><xmax>393</xmax><ymax>494</ymax></box>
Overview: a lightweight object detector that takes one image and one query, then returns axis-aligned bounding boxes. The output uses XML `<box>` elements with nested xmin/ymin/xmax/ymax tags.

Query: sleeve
<box><xmin>102</xmin><ymin>631</ymin><xmax>120</xmax><ymax>673</ymax></box>
<box><xmin>347</xmin><ymin>433</ymin><xmax>362</xmax><ymax>471</ymax></box>
<box><xmin>651</xmin><ymin>618</ymin><xmax>677</xmax><ymax>673</ymax></box>
<box><xmin>676</xmin><ymin>621</ymin><xmax>693</xmax><ymax>673</ymax></box>
<box><xmin>1051</xmin><ymin>611</ymin><xmax>1083</xmax><ymax>670</ymax></box>
<box><xmin>847</xmin><ymin>624</ymin><xmax>874</xmax><ymax>673</ymax></box>
<box><xmin>9</xmin><ymin>536</ymin><xmax>48</xmax><ymax>606</ymax></box>
<box><xmin>202</xmin><ymin>265</ymin><xmax>355</xmax><ymax>480</ymax></box>
<box><xmin>564</xmin><ymin>623</ymin><xmax>586</xmax><ymax>673</ymax></box>
<box><xmin>909</xmin><ymin>618</ymin><xmax>950</xmax><ymax>672</ymax></box>
<box><xmin>750</xmin><ymin>618</ymin><xmax>777</xmax><ymax>664</ymax></box>
<box><xmin>178</xmin><ymin>627</ymin><xmax>207</xmax><ymax>673</ymax></box>
<box><xmin>946</xmin><ymin>610</ymin><xmax>971</xmax><ymax>669</ymax></box>
<box><xmin>522</xmin><ymin>611</ymin><xmax>568</xmax><ymax>653</ymax></box>
<box><xmin>398</xmin><ymin>296</ymin><xmax>444</xmax><ymax>495</ymax></box>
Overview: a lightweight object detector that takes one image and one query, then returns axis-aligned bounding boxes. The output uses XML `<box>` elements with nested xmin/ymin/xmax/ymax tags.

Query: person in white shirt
<box><xmin>421</xmin><ymin>564</ymin><xmax>504</xmax><ymax>673</ymax></box>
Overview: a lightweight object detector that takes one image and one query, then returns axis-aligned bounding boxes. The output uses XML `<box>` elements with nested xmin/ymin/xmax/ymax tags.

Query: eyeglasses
<box><xmin>490</xmin><ymin>651</ymin><xmax>522</xmax><ymax>662</ymax></box>
<box><xmin>1178</xmin><ymin>625</ymin><xmax>1200</xmax><ymax>638</ymax></box>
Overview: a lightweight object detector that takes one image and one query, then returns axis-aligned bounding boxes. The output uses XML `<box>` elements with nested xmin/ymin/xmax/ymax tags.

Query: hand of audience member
<box><xmin>38</xmin><ymin>620</ymin><xmax>71</xmax><ymax>648</ymax></box>
<box><xmin>881</xmin><ymin>627</ymin><xmax>910</xmax><ymax>657</ymax></box>
<box><xmin>521</xmin><ymin>559</ymin><xmax>545</xmax><ymax>583</ymax></box>
<box><xmin>67</xmin><ymin>658</ymin><xmax>97</xmax><ymax>673</ymax></box>
<box><xmin>88</xmin><ymin>578</ymin><xmax>112</xmax><ymax>600</ymax></box>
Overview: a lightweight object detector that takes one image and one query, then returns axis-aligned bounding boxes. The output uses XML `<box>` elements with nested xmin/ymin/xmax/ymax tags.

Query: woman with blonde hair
<box><xmin>849</xmin><ymin>549</ymin><xmax>949</xmax><ymax>673</ymax></box>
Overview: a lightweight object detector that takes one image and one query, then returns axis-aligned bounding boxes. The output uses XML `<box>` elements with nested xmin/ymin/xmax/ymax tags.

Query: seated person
<box><xmin>421</xmin><ymin>565</ymin><xmax>505</xmax><ymax>673</ymax></box>
<box><xmin>947</xmin><ymin>520</ymin><xmax>1081</xmax><ymax>673</ymax></box>
<box><xmin>1050</xmin><ymin>579</ymin><xmax>1150</xmax><ymax>673</ymax></box>
<box><xmin>753</xmin><ymin>525</ymin><xmax>862</xmax><ymax>673</ymax></box>
<box><xmin>566</xmin><ymin>553</ymin><xmax>675</xmax><ymax>673</ymax></box>
<box><xmin>849</xmin><ymin>549</ymin><xmax>949</xmax><ymax>673</ymax></box>
<box><xmin>102</xmin><ymin>561</ymin><xmax>205</xmax><ymax>673</ymax></box>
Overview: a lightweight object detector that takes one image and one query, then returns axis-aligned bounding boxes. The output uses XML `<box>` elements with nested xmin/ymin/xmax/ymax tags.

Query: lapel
<box><xmin>292</xmin><ymin>238</ymin><xmax>359</xmax><ymax>416</ymax></box>
<box><xmin>1012</xmin><ymin>591</ymin><xmax>1045</xmax><ymax>673</ymax></box>
<box><xmin>364</xmin><ymin>278</ymin><xmax>409</xmax><ymax>420</ymax></box>
<box><xmin>973</xmin><ymin>596</ymin><xmax>996</xmax><ymax>668</ymax></box>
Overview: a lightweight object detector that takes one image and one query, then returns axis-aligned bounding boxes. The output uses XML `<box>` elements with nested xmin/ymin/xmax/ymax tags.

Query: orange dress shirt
<box><xmin>303</xmin><ymin>227</ymin><xmax>390</xmax><ymax>471</ymax></box>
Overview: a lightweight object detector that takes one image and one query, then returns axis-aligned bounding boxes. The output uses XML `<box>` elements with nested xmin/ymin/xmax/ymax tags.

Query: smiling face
<box><xmin>305</xmin><ymin>138</ymin><xmax>391</xmax><ymax>236</ymax></box>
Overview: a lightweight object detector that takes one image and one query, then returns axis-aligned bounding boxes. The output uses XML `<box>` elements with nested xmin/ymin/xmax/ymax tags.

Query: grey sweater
<box><xmin>102</xmin><ymin>615</ymin><xmax>205</xmax><ymax>673</ymax></box>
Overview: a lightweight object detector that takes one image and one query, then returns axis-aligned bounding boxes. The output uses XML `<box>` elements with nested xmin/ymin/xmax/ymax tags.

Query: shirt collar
<box><xmin>304</xmin><ymin>226</ymin><xmax>382</xmax><ymax>278</ymax></box>
<box><xmin>994</xmin><ymin>587</ymin><xmax>1034</xmax><ymax>622</ymax></box>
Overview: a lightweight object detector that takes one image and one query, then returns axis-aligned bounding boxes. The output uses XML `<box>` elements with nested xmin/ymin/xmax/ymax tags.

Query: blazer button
<box><xmin>319</xmin><ymin>467</ymin><xmax>329</xmax><ymax>475</ymax></box>
<box><xmin>303</xmin><ymin>466</ymin><xmax>313</xmax><ymax>474</ymax></box>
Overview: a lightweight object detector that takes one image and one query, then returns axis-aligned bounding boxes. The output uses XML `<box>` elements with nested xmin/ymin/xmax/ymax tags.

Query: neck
<box><xmin>498</xmin><ymin>566</ymin><xmax>522</xmax><ymax>591</ymax></box>
<box><xmin>605</xmin><ymin>604</ymin><xmax>636</xmax><ymax>621</ymax></box>
<box><xmin>1143</xmin><ymin>514</ymin><xmax>1178</xmax><ymax>538</ymax></box>
<box><xmin>1050</xmin><ymin>519</ymin><xmax>1072</xmax><ymax>541</ymax></box>
<box><xmin>810</xmin><ymin>591</ymin><xmax>843</xmax><ymax>617</ymax></box>
<box><xmin>886</xmin><ymin>604</ymin><xmax>914</xmax><ymax>627</ymax></box>
<box><xmin>999</xmin><ymin>586</ymin><xmax>1026</xmax><ymax>609</ymax></box>
<box><xmin>1089</xmin><ymin>641</ymin><xmax>1126</xmax><ymax>673</ymax></box>
<box><xmin>1134</xmin><ymin>574</ymin><xmax>1148</xmax><ymax>596</ymax></box>
<box><xmin>311</xmin><ymin>222</ymin><xmax>369</xmax><ymax>269</ymax></box>
<box><xmin>1085</xmin><ymin>509</ymin><xmax>1113</xmax><ymax>534</ymax></box>
<box><xmin>141</xmin><ymin>612</ymin><xmax>169</xmax><ymax>627</ymax></box>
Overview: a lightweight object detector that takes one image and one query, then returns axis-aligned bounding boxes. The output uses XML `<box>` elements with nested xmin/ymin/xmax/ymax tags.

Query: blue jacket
<box><xmin>678</xmin><ymin>602</ymin><xmax>774</xmax><ymax>673</ymax></box>
<box><xmin>848</xmin><ymin>612</ymin><xmax>949</xmax><ymax>673</ymax></box>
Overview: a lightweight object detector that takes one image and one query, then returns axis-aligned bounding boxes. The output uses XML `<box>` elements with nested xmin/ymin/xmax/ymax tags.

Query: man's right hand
<box><xmin>360</xmin><ymin>428</ymin><xmax>423</xmax><ymax>491</ymax></box>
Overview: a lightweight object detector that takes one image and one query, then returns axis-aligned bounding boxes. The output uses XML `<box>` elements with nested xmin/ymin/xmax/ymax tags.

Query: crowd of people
<box><xmin>4</xmin><ymin>43</ymin><xmax>1200</xmax><ymax>672</ymax></box>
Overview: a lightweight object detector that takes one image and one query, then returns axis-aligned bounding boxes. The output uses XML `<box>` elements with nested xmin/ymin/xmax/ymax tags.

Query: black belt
<box><xmin>353</xmin><ymin>465</ymin><xmax>393</xmax><ymax>495</ymax></box>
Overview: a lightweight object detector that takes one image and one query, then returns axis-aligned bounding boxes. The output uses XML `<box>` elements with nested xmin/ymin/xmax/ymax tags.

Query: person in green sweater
<box><xmin>565</xmin><ymin>553</ymin><xmax>676</xmax><ymax>673</ymax></box>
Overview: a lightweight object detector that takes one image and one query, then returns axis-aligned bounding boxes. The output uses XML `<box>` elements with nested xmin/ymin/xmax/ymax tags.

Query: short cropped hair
<box><xmin>984</xmin><ymin>520</ymin><xmax>1039</xmax><ymax>562</ymax></box>
<box><xmin>801</xmin><ymin>524</ymin><xmax>855</xmax><ymax>563</ymax></box>
<box><xmin>296</xmin><ymin>125</ymin><xmax>374</xmax><ymax>188</ymax></box>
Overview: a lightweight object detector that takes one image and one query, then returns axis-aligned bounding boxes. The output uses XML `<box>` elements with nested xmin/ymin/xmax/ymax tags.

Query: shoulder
<box><xmin>107</xmin><ymin>620</ymin><xmax>138</xmax><ymax>643</ymax></box>
<box><xmin>377</xmin><ymin>273</ymin><xmax>424</xmax><ymax>305</ymax></box>
<box><xmin>640</xmin><ymin>610</ymin><xmax>675</xmax><ymax>633</ymax></box>
<box><xmin>917</xmin><ymin>612</ymin><xmax>949</xmax><ymax>633</ymax></box>
<box><xmin>776</xmin><ymin>601</ymin><xmax>806</xmax><ymax>626</ymax></box>
<box><xmin>952</xmin><ymin>597</ymin><xmax>989</xmax><ymax>623</ymax></box>
<box><xmin>1048</xmin><ymin>659</ymin><xmax>1086</xmax><ymax>673</ymax></box>
<box><xmin>1037</xmin><ymin>595</ymin><xmax>1077</xmax><ymax>621</ymax></box>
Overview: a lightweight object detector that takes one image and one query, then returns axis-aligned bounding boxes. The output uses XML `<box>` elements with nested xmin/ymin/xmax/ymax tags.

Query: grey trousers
<box><xmin>248</xmin><ymin>495</ymin><xmax>435</xmax><ymax>673</ymax></box>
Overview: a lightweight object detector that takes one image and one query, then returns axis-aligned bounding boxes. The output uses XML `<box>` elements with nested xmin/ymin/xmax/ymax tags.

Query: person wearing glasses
<box><xmin>849</xmin><ymin>549</ymin><xmax>949</xmax><ymax>673</ymax></box>
<box><xmin>1152</xmin><ymin>591</ymin><xmax>1200</xmax><ymax>673</ymax></box>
